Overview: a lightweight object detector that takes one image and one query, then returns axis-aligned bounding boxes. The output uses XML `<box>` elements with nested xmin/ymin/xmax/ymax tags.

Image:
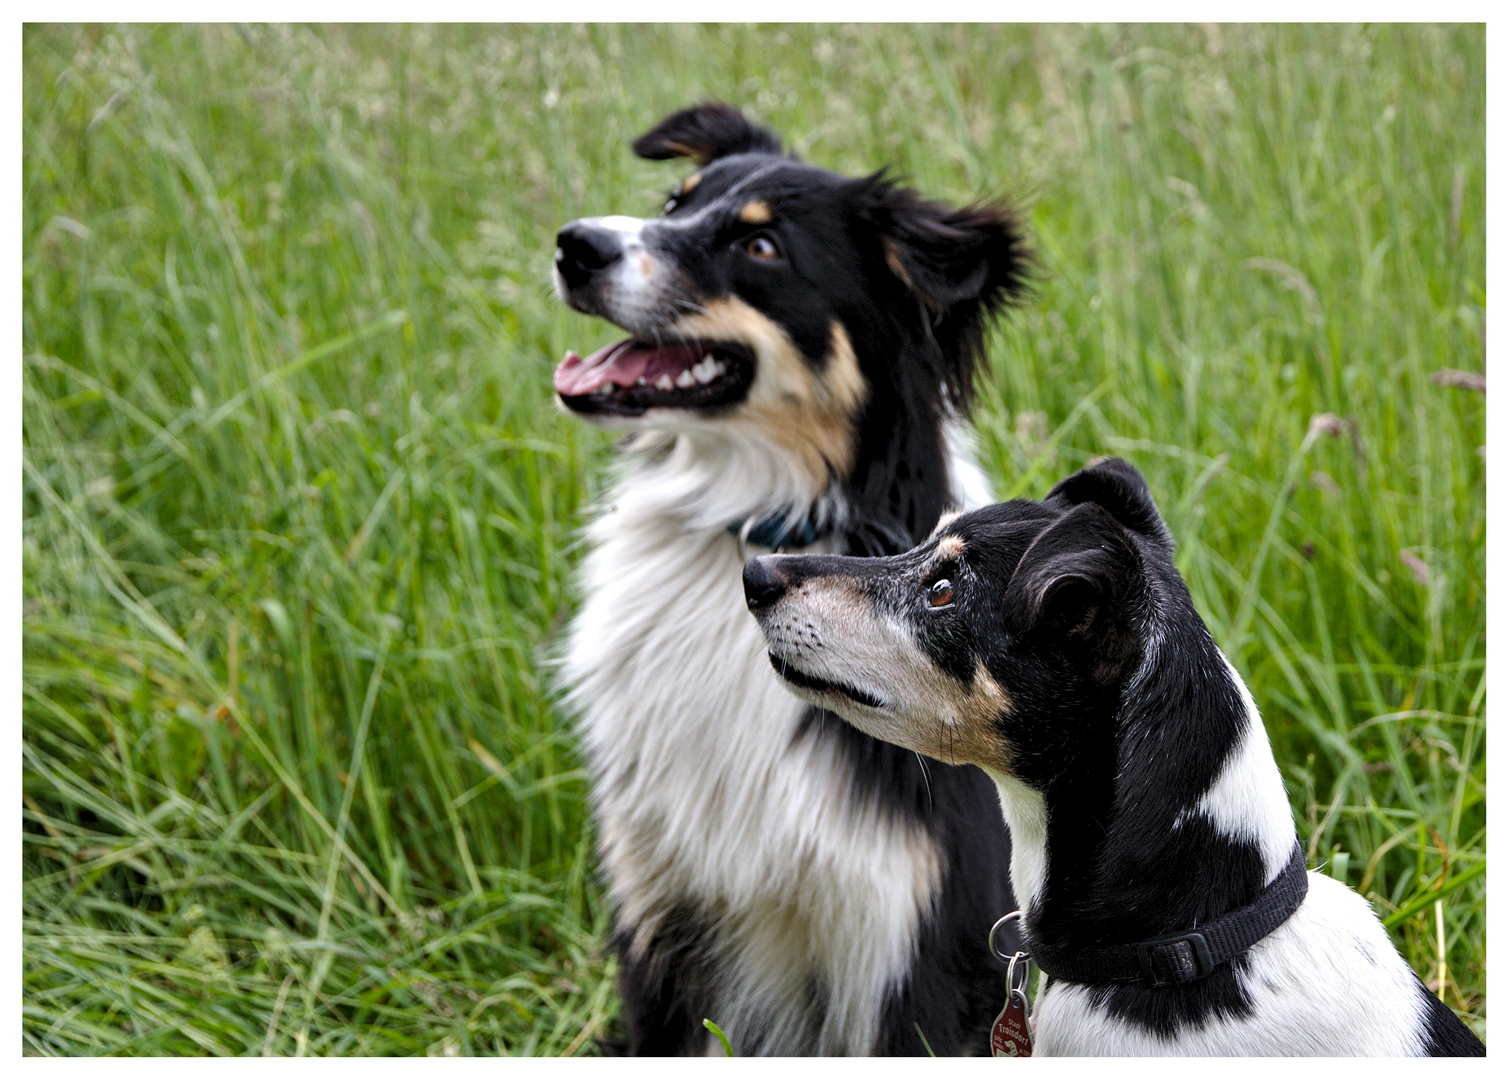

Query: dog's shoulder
<box><xmin>1240</xmin><ymin>873</ymin><xmax>1448</xmax><ymax>1055</ymax></box>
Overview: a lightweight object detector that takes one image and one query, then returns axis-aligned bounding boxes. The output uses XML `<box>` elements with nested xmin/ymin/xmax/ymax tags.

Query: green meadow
<box><xmin>22</xmin><ymin>24</ymin><xmax>1485</xmax><ymax>1053</ymax></box>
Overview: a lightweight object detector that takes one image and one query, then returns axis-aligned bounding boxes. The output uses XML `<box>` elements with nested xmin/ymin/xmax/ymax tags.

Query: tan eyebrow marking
<box><xmin>679</xmin><ymin>171</ymin><xmax>702</xmax><ymax>194</ymax></box>
<box><xmin>739</xmin><ymin>199</ymin><xmax>772</xmax><ymax>224</ymax></box>
<box><xmin>935</xmin><ymin>535</ymin><xmax>965</xmax><ymax>561</ymax></box>
<box><xmin>930</xmin><ymin>510</ymin><xmax>963</xmax><ymax>538</ymax></box>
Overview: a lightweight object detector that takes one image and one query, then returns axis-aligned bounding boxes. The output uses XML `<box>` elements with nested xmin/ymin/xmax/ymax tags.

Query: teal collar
<box><xmin>728</xmin><ymin>510</ymin><xmax>824</xmax><ymax>550</ymax></box>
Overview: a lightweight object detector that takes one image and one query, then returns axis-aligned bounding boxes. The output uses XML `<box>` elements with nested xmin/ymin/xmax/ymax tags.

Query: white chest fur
<box><xmin>561</xmin><ymin>474</ymin><xmax>945</xmax><ymax>1055</ymax></box>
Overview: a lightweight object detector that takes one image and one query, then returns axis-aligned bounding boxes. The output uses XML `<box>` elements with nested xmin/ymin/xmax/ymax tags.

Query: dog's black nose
<box><xmin>555</xmin><ymin>221</ymin><xmax>623</xmax><ymax>290</ymax></box>
<box><xmin>743</xmin><ymin>556</ymin><xmax>789</xmax><ymax>612</ymax></box>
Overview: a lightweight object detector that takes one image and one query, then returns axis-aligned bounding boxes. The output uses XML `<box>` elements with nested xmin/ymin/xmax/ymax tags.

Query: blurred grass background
<box><xmin>22</xmin><ymin>24</ymin><xmax>1484</xmax><ymax>1054</ymax></box>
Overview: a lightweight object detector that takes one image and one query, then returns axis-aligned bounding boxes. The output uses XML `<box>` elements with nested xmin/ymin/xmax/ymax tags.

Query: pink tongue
<box><xmin>553</xmin><ymin>340</ymin><xmax>706</xmax><ymax>397</ymax></box>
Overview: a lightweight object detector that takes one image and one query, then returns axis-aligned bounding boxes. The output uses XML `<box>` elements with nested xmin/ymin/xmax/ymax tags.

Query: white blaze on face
<box><xmin>584</xmin><ymin>215</ymin><xmax>657</xmax><ymax>301</ymax></box>
<box><xmin>553</xmin><ymin>214</ymin><xmax>669</xmax><ymax>322</ymax></box>
<box><xmin>596</xmin><ymin>215</ymin><xmax>646</xmax><ymax>234</ymax></box>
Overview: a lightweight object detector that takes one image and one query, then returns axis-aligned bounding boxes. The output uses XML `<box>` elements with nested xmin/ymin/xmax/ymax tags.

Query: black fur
<box><xmin>794</xmin><ymin>706</ymin><xmax>1024</xmax><ymax>1055</ymax></box>
<box><xmin>1418</xmin><ymin>981</ymin><xmax>1488</xmax><ymax>1056</ymax></box>
<box><xmin>998</xmin><ymin>466</ymin><xmax>1280</xmax><ymax>1034</ymax></box>
<box><xmin>754</xmin><ymin>467</ymin><xmax>1317</xmax><ymax>1031</ymax></box>
<box><xmin>748</xmin><ymin>458</ymin><xmax>1486</xmax><ymax>1054</ymax></box>
<box><xmin>873</xmin><ymin>754</ymin><xmax>1028</xmax><ymax>1054</ymax></box>
<box><xmin>853</xmin><ymin>172</ymin><xmax>1030</xmax><ymax>408</ymax></box>
<box><xmin>632</xmin><ymin>101</ymin><xmax>785</xmax><ymax>163</ymax></box>
<box><xmin>560</xmin><ymin>102</ymin><xmax>1031</xmax><ymax>554</ymax></box>
<box><xmin>558</xmin><ymin>103</ymin><xmax>1034</xmax><ymax>1055</ymax></box>
<box><xmin>607</xmin><ymin>905</ymin><xmax>717</xmax><ymax>1056</ymax></box>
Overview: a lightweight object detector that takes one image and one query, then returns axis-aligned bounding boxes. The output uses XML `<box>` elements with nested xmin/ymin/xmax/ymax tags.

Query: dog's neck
<box><xmin>613</xmin><ymin>428</ymin><xmax>839</xmax><ymax>537</ymax></box>
<box><xmin>616</xmin><ymin>407</ymin><xmax>966</xmax><ymax>553</ymax></box>
<box><xmin>986</xmin><ymin>610</ymin><xmax>1298</xmax><ymax>962</ymax></box>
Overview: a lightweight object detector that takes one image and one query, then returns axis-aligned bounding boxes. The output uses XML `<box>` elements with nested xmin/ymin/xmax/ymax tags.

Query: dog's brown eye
<box><xmin>745</xmin><ymin>234</ymin><xmax>779</xmax><ymax>260</ymax></box>
<box><xmin>928</xmin><ymin>579</ymin><xmax>954</xmax><ymax>608</ymax></box>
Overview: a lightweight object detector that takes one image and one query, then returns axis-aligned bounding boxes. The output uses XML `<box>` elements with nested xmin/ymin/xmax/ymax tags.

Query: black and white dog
<box><xmin>744</xmin><ymin>459</ymin><xmax>1485</xmax><ymax>1056</ymax></box>
<box><xmin>551</xmin><ymin>103</ymin><xmax>1032</xmax><ymax>1055</ymax></box>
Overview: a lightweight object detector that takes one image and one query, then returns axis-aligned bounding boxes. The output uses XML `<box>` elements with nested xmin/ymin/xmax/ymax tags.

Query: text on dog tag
<box><xmin>991</xmin><ymin>988</ymin><xmax>1032</xmax><ymax>1057</ymax></box>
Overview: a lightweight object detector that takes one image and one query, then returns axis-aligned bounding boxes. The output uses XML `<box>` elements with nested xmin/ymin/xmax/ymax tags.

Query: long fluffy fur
<box><xmin>553</xmin><ymin>103</ymin><xmax>1031</xmax><ymax>1055</ymax></box>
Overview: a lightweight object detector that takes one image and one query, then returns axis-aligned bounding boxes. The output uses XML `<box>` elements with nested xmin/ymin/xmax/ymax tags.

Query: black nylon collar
<box><xmin>1026</xmin><ymin>844</ymin><xmax>1309</xmax><ymax>988</ymax></box>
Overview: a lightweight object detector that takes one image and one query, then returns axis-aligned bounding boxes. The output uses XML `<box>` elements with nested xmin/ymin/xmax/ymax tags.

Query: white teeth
<box><xmin>675</xmin><ymin>369</ymin><xmax>696</xmax><ymax>388</ymax></box>
<box><xmin>690</xmin><ymin>354</ymin><xmax>724</xmax><ymax>385</ymax></box>
<box><xmin>636</xmin><ymin>377</ymin><xmax>646</xmax><ymax>386</ymax></box>
<box><xmin>655</xmin><ymin>374</ymin><xmax>674</xmax><ymax>390</ymax></box>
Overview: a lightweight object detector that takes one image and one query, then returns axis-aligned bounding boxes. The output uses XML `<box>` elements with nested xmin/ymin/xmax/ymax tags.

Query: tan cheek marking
<box><xmin>739</xmin><ymin>199</ymin><xmax>772</xmax><ymax>224</ymax></box>
<box><xmin>902</xmin><ymin>654</ymin><xmax>1014</xmax><ymax>773</ymax></box>
<box><xmin>959</xmin><ymin>661</ymin><xmax>1013</xmax><ymax>754</ymax></box>
<box><xmin>666</xmin><ymin>301</ymin><xmax>867</xmax><ymax>491</ymax></box>
<box><xmin>950</xmin><ymin>662</ymin><xmax>1016</xmax><ymax>774</ymax></box>
<box><xmin>680</xmin><ymin>171</ymin><xmax>701</xmax><ymax>194</ymax></box>
<box><xmin>821</xmin><ymin>321</ymin><xmax>868</xmax><ymax>419</ymax></box>
<box><xmin>935</xmin><ymin>535</ymin><xmax>965</xmax><ymax>561</ymax></box>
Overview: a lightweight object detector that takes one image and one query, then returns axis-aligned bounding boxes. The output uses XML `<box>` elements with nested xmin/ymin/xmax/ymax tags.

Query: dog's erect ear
<box><xmin>632</xmin><ymin>102</ymin><xmax>783</xmax><ymax>165</ymax></box>
<box><xmin>854</xmin><ymin>174</ymin><xmax>1032</xmax><ymax>406</ymax></box>
<box><xmin>1004</xmin><ymin>503</ymin><xmax>1143</xmax><ymax>678</ymax></box>
<box><xmin>1045</xmin><ymin>458</ymin><xmax>1172</xmax><ymax>551</ymax></box>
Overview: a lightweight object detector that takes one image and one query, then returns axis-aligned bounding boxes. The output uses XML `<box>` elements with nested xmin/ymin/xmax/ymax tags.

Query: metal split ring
<box><xmin>1005</xmin><ymin>951</ymin><xmax>1031</xmax><ymax>999</ymax></box>
<box><xmin>988</xmin><ymin>910</ymin><xmax>1025</xmax><ymax>965</ymax></box>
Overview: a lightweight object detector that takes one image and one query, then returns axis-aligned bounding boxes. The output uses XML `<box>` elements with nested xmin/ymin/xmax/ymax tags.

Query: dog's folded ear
<box><xmin>863</xmin><ymin>182</ymin><xmax>1030</xmax><ymax>311</ymax></box>
<box><xmin>854</xmin><ymin>175</ymin><xmax>1033</xmax><ymax>404</ymax></box>
<box><xmin>632</xmin><ymin>102</ymin><xmax>784</xmax><ymax>164</ymax></box>
<box><xmin>1004</xmin><ymin>503</ymin><xmax>1143</xmax><ymax>680</ymax></box>
<box><xmin>1045</xmin><ymin>458</ymin><xmax>1172</xmax><ymax>551</ymax></box>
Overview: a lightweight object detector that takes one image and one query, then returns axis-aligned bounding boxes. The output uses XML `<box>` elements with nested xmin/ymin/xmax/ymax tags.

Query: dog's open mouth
<box><xmin>767</xmin><ymin>653</ymin><xmax>886</xmax><ymax>710</ymax></box>
<box><xmin>554</xmin><ymin>339</ymin><xmax>755</xmax><ymax>416</ymax></box>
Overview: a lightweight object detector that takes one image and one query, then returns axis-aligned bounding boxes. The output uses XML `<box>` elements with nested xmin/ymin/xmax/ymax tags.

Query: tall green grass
<box><xmin>23</xmin><ymin>24</ymin><xmax>1484</xmax><ymax>1053</ymax></box>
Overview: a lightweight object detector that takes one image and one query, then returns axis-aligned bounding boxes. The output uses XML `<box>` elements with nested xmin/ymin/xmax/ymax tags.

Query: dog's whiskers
<box><xmin>913</xmin><ymin>751</ymin><xmax>933</xmax><ymax>813</ymax></box>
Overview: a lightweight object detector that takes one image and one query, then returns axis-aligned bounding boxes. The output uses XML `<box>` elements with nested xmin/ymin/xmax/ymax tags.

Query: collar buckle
<box><xmin>1136</xmin><ymin>931</ymin><xmax>1214</xmax><ymax>986</ymax></box>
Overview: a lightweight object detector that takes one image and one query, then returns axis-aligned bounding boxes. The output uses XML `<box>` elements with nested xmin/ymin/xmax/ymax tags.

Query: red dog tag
<box><xmin>991</xmin><ymin>988</ymin><xmax>1032</xmax><ymax>1057</ymax></box>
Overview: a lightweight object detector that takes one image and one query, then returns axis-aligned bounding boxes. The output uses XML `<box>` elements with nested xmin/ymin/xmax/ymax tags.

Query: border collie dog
<box><xmin>551</xmin><ymin>103</ymin><xmax>1032</xmax><ymax>1055</ymax></box>
<box><xmin>744</xmin><ymin>459</ymin><xmax>1484</xmax><ymax>1056</ymax></box>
